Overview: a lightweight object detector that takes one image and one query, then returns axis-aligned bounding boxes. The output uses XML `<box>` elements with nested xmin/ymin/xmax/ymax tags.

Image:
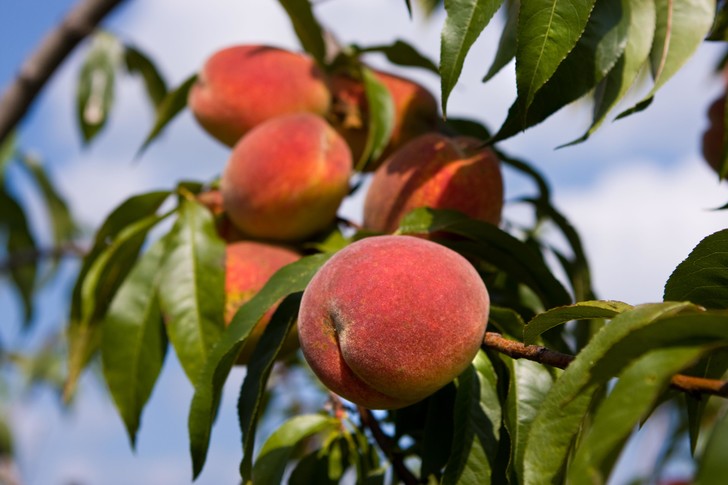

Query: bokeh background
<box><xmin>1</xmin><ymin>1</ymin><xmax>727</xmax><ymax>483</ymax></box>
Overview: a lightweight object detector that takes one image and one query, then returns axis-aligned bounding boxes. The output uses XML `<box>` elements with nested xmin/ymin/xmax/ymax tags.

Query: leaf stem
<box><xmin>483</xmin><ymin>332</ymin><xmax>728</xmax><ymax>398</ymax></box>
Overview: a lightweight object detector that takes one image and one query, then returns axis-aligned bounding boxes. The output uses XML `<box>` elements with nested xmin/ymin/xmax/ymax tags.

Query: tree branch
<box><xmin>357</xmin><ymin>406</ymin><xmax>419</xmax><ymax>485</ymax></box>
<box><xmin>0</xmin><ymin>0</ymin><xmax>128</xmax><ymax>144</ymax></box>
<box><xmin>483</xmin><ymin>332</ymin><xmax>728</xmax><ymax>398</ymax></box>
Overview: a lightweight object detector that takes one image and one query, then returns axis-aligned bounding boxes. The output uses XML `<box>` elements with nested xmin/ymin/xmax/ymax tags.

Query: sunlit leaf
<box><xmin>524</xmin><ymin>300</ymin><xmax>632</xmax><ymax>345</ymax></box>
<box><xmin>440</xmin><ymin>0</ymin><xmax>504</xmax><ymax>116</ymax></box>
<box><xmin>356</xmin><ymin>67</ymin><xmax>395</xmax><ymax>171</ymax></box>
<box><xmin>102</xmin><ymin>235</ymin><xmax>169</xmax><ymax>447</ymax></box>
<box><xmin>159</xmin><ymin>197</ymin><xmax>225</xmax><ymax>383</ymax></box>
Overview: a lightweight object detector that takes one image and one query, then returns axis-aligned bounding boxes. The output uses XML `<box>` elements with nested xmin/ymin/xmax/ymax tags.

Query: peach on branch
<box><xmin>189</xmin><ymin>45</ymin><xmax>331</xmax><ymax>146</ymax></box>
<box><xmin>221</xmin><ymin>113</ymin><xmax>353</xmax><ymax>242</ymax></box>
<box><xmin>225</xmin><ymin>241</ymin><xmax>301</xmax><ymax>364</ymax></box>
<box><xmin>298</xmin><ymin>235</ymin><xmax>489</xmax><ymax>410</ymax></box>
<box><xmin>363</xmin><ymin>133</ymin><xmax>503</xmax><ymax>234</ymax></box>
<box><xmin>329</xmin><ymin>70</ymin><xmax>439</xmax><ymax>170</ymax></box>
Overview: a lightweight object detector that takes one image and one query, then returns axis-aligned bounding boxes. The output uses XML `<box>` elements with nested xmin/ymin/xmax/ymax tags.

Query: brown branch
<box><xmin>358</xmin><ymin>406</ymin><xmax>419</xmax><ymax>485</ymax></box>
<box><xmin>0</xmin><ymin>243</ymin><xmax>86</xmax><ymax>273</ymax></box>
<box><xmin>483</xmin><ymin>332</ymin><xmax>728</xmax><ymax>398</ymax></box>
<box><xmin>0</xmin><ymin>0</ymin><xmax>128</xmax><ymax>144</ymax></box>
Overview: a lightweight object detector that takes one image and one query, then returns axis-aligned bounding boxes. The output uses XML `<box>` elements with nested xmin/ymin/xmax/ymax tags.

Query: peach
<box><xmin>298</xmin><ymin>235</ymin><xmax>489</xmax><ymax>409</ymax></box>
<box><xmin>225</xmin><ymin>241</ymin><xmax>301</xmax><ymax>364</ymax></box>
<box><xmin>363</xmin><ymin>133</ymin><xmax>504</xmax><ymax>234</ymax></box>
<box><xmin>702</xmin><ymin>93</ymin><xmax>726</xmax><ymax>174</ymax></box>
<box><xmin>197</xmin><ymin>189</ymin><xmax>244</xmax><ymax>242</ymax></box>
<box><xmin>329</xmin><ymin>70</ymin><xmax>439</xmax><ymax>170</ymax></box>
<box><xmin>189</xmin><ymin>45</ymin><xmax>331</xmax><ymax>146</ymax></box>
<box><xmin>221</xmin><ymin>113</ymin><xmax>353</xmax><ymax>242</ymax></box>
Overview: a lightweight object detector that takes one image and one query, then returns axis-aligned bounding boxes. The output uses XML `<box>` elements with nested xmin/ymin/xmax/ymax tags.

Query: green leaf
<box><xmin>498</xmin><ymin>356</ymin><xmax>554</xmax><ymax>484</ymax></box>
<box><xmin>159</xmin><ymin>197</ymin><xmax>225</xmax><ymax>383</ymax></box>
<box><xmin>356</xmin><ymin>67</ymin><xmax>395</xmax><ymax>171</ymax></box>
<box><xmin>356</xmin><ymin>39</ymin><xmax>439</xmax><ymax>74</ymax></box>
<box><xmin>515</xmin><ymin>0</ymin><xmax>596</xmax><ymax>113</ymax></box>
<box><xmin>567</xmin><ymin>0</ymin><xmax>655</xmax><ymax>145</ymax></box>
<box><xmin>398</xmin><ymin>208</ymin><xmax>572</xmax><ymax>309</ymax></box>
<box><xmin>442</xmin><ymin>351</ymin><xmax>501</xmax><ymax>485</ymax></box>
<box><xmin>124</xmin><ymin>44</ymin><xmax>168</xmax><ymax>108</ymax></box>
<box><xmin>421</xmin><ymin>385</ymin><xmax>456</xmax><ymax>480</ymax></box>
<box><xmin>277</xmin><ymin>0</ymin><xmax>327</xmax><ymax>65</ymax></box>
<box><xmin>493</xmin><ymin>0</ymin><xmax>628</xmax><ymax>143</ymax></box>
<box><xmin>239</xmin><ymin>293</ymin><xmax>303</xmax><ymax>482</ymax></box>
<box><xmin>568</xmin><ymin>345</ymin><xmax>710</xmax><ymax>484</ymax></box>
<box><xmin>707</xmin><ymin>2</ymin><xmax>728</xmax><ymax>41</ymax></box>
<box><xmin>695</xmin><ymin>407</ymin><xmax>728</xmax><ymax>485</ymax></box>
<box><xmin>685</xmin><ymin>348</ymin><xmax>728</xmax><ymax>453</ymax></box>
<box><xmin>524</xmin><ymin>300</ymin><xmax>632</xmax><ymax>345</ymax></box>
<box><xmin>188</xmin><ymin>253</ymin><xmax>330</xmax><ymax>478</ymax></box>
<box><xmin>101</xmin><ymin>235</ymin><xmax>169</xmax><ymax>447</ymax></box>
<box><xmin>0</xmin><ymin>414</ymin><xmax>12</xmax><ymax>458</ymax></box>
<box><xmin>0</xmin><ymin>131</ymin><xmax>16</xmax><ymax>175</ymax></box>
<box><xmin>67</xmin><ymin>209</ymin><xmax>170</xmax><ymax>400</ymax></box>
<box><xmin>77</xmin><ymin>32</ymin><xmax>122</xmax><ymax>143</ymax></box>
<box><xmin>138</xmin><ymin>74</ymin><xmax>196</xmax><ymax>156</ymax></box>
<box><xmin>252</xmin><ymin>414</ymin><xmax>340</xmax><ymax>485</ymax></box>
<box><xmin>440</xmin><ymin>0</ymin><xmax>504</xmax><ymax>116</ymax></box>
<box><xmin>482</xmin><ymin>0</ymin><xmax>518</xmax><ymax>82</ymax></box>
<box><xmin>664</xmin><ymin>229</ymin><xmax>728</xmax><ymax>309</ymax></box>
<box><xmin>0</xmin><ymin>187</ymin><xmax>37</xmax><ymax>325</ymax></box>
<box><xmin>522</xmin><ymin>302</ymin><xmax>696</xmax><ymax>484</ymax></box>
<box><xmin>618</xmin><ymin>0</ymin><xmax>714</xmax><ymax>119</ymax></box>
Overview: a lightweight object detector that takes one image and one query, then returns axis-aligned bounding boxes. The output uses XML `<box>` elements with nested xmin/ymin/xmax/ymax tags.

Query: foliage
<box><xmin>2</xmin><ymin>1</ymin><xmax>728</xmax><ymax>484</ymax></box>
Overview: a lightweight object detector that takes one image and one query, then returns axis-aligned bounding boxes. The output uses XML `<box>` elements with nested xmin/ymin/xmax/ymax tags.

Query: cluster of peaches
<box><xmin>189</xmin><ymin>44</ymin><xmax>504</xmax><ymax>409</ymax></box>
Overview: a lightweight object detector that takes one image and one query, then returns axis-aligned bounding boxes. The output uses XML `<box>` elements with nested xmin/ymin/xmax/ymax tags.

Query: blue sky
<box><xmin>2</xmin><ymin>1</ymin><xmax>728</xmax><ymax>483</ymax></box>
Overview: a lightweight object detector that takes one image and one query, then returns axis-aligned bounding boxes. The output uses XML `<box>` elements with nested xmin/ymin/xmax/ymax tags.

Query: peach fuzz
<box><xmin>225</xmin><ymin>241</ymin><xmax>301</xmax><ymax>364</ymax></box>
<box><xmin>298</xmin><ymin>235</ymin><xmax>489</xmax><ymax>410</ymax></box>
<box><xmin>329</xmin><ymin>70</ymin><xmax>439</xmax><ymax>170</ymax></box>
<box><xmin>363</xmin><ymin>133</ymin><xmax>503</xmax><ymax>234</ymax></box>
<box><xmin>189</xmin><ymin>45</ymin><xmax>331</xmax><ymax>146</ymax></box>
<box><xmin>221</xmin><ymin>113</ymin><xmax>353</xmax><ymax>242</ymax></box>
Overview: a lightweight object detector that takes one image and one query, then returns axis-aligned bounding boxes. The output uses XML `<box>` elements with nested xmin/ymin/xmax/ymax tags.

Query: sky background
<box><xmin>1</xmin><ymin>0</ymin><xmax>728</xmax><ymax>484</ymax></box>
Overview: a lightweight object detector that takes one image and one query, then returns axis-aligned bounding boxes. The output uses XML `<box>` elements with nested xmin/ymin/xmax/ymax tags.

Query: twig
<box><xmin>483</xmin><ymin>332</ymin><xmax>728</xmax><ymax>398</ymax></box>
<box><xmin>0</xmin><ymin>243</ymin><xmax>86</xmax><ymax>273</ymax></box>
<box><xmin>0</xmin><ymin>0</ymin><xmax>127</xmax><ymax>144</ymax></box>
<box><xmin>357</xmin><ymin>406</ymin><xmax>419</xmax><ymax>485</ymax></box>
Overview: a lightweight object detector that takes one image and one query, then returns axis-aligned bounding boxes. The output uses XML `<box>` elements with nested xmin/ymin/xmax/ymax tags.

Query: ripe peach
<box><xmin>702</xmin><ymin>93</ymin><xmax>726</xmax><ymax>174</ymax></box>
<box><xmin>363</xmin><ymin>133</ymin><xmax>503</xmax><ymax>234</ymax></box>
<box><xmin>221</xmin><ymin>113</ymin><xmax>353</xmax><ymax>242</ymax></box>
<box><xmin>298</xmin><ymin>235</ymin><xmax>489</xmax><ymax>409</ymax></box>
<box><xmin>225</xmin><ymin>241</ymin><xmax>301</xmax><ymax>364</ymax></box>
<box><xmin>196</xmin><ymin>189</ymin><xmax>244</xmax><ymax>242</ymax></box>
<box><xmin>189</xmin><ymin>45</ymin><xmax>331</xmax><ymax>146</ymax></box>
<box><xmin>329</xmin><ymin>70</ymin><xmax>439</xmax><ymax>170</ymax></box>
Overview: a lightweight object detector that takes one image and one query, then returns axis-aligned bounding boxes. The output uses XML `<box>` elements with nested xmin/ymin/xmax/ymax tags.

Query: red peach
<box><xmin>225</xmin><ymin>241</ymin><xmax>301</xmax><ymax>364</ymax></box>
<box><xmin>329</xmin><ymin>70</ymin><xmax>439</xmax><ymax>170</ymax></box>
<box><xmin>189</xmin><ymin>45</ymin><xmax>331</xmax><ymax>146</ymax></box>
<box><xmin>221</xmin><ymin>113</ymin><xmax>353</xmax><ymax>242</ymax></box>
<box><xmin>363</xmin><ymin>133</ymin><xmax>503</xmax><ymax>234</ymax></box>
<box><xmin>702</xmin><ymin>93</ymin><xmax>726</xmax><ymax>174</ymax></box>
<box><xmin>298</xmin><ymin>235</ymin><xmax>489</xmax><ymax>410</ymax></box>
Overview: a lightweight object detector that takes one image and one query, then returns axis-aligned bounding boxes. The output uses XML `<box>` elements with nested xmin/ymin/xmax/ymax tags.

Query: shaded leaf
<box><xmin>568</xmin><ymin>345</ymin><xmax>710</xmax><ymax>484</ymax></box>
<box><xmin>252</xmin><ymin>414</ymin><xmax>340</xmax><ymax>484</ymax></box>
<box><xmin>421</xmin><ymin>384</ymin><xmax>456</xmax><ymax>480</ymax></box>
<box><xmin>138</xmin><ymin>74</ymin><xmax>196</xmax><ymax>155</ymax></box>
<box><xmin>239</xmin><ymin>293</ymin><xmax>303</xmax><ymax>482</ymax></box>
<box><xmin>159</xmin><ymin>197</ymin><xmax>225</xmax><ymax>383</ymax></box>
<box><xmin>493</xmin><ymin>0</ymin><xmax>627</xmax><ymax>142</ymax></box>
<box><xmin>0</xmin><ymin>131</ymin><xmax>15</xmax><ymax>175</ymax></box>
<box><xmin>664</xmin><ymin>229</ymin><xmax>728</xmax><ymax>309</ymax></box>
<box><xmin>356</xmin><ymin>39</ymin><xmax>438</xmax><ymax>74</ymax></box>
<box><xmin>488</xmin><ymin>306</ymin><xmax>526</xmax><ymax>341</ymax></box>
<box><xmin>188</xmin><ymin>253</ymin><xmax>331</xmax><ymax>478</ymax></box>
<box><xmin>77</xmin><ymin>32</ymin><xmax>122</xmax><ymax>143</ymax></box>
<box><xmin>515</xmin><ymin>0</ymin><xmax>596</xmax><ymax>113</ymax></box>
<box><xmin>124</xmin><ymin>44</ymin><xmax>167</xmax><ymax>108</ymax></box>
<box><xmin>707</xmin><ymin>2</ymin><xmax>728</xmax><ymax>41</ymax></box>
<box><xmin>102</xmin><ymin>235</ymin><xmax>169</xmax><ymax>447</ymax></box>
<box><xmin>440</xmin><ymin>0</ymin><xmax>504</xmax><ymax>116</ymax></box>
<box><xmin>483</xmin><ymin>0</ymin><xmax>518</xmax><ymax>82</ymax></box>
<box><xmin>524</xmin><ymin>300</ymin><xmax>632</xmax><ymax>345</ymax></box>
<box><xmin>618</xmin><ymin>0</ymin><xmax>714</xmax><ymax>119</ymax></box>
<box><xmin>277</xmin><ymin>0</ymin><xmax>327</xmax><ymax>65</ymax></box>
<box><xmin>685</xmin><ymin>348</ymin><xmax>728</xmax><ymax>453</ymax></box>
<box><xmin>356</xmin><ymin>67</ymin><xmax>395</xmax><ymax>171</ymax></box>
<box><xmin>0</xmin><ymin>414</ymin><xmax>12</xmax><ymax>458</ymax></box>
<box><xmin>695</xmin><ymin>406</ymin><xmax>728</xmax><ymax>485</ymax></box>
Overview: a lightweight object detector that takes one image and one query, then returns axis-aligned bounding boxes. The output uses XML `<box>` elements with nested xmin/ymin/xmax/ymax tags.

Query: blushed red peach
<box><xmin>298</xmin><ymin>235</ymin><xmax>489</xmax><ymax>409</ymax></box>
<box><xmin>363</xmin><ymin>133</ymin><xmax>503</xmax><ymax>234</ymax></box>
<box><xmin>225</xmin><ymin>241</ymin><xmax>301</xmax><ymax>364</ymax></box>
<box><xmin>189</xmin><ymin>45</ymin><xmax>331</xmax><ymax>146</ymax></box>
<box><xmin>221</xmin><ymin>113</ymin><xmax>352</xmax><ymax>242</ymax></box>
